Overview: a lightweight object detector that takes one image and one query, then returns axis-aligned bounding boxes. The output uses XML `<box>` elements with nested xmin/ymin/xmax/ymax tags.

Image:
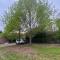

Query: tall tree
<box><xmin>4</xmin><ymin>0</ymin><xmax>52</xmax><ymax>45</ymax></box>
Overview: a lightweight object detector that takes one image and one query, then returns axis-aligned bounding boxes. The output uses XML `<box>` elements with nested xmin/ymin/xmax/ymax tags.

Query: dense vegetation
<box><xmin>2</xmin><ymin>0</ymin><xmax>60</xmax><ymax>43</ymax></box>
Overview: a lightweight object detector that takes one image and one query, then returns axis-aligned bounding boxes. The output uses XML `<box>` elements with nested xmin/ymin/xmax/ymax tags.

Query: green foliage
<box><xmin>36</xmin><ymin>1</ymin><xmax>51</xmax><ymax>31</ymax></box>
<box><xmin>32</xmin><ymin>31</ymin><xmax>60</xmax><ymax>43</ymax></box>
<box><xmin>2</xmin><ymin>32</ymin><xmax>18</xmax><ymax>42</ymax></box>
<box><xmin>55</xmin><ymin>19</ymin><xmax>60</xmax><ymax>39</ymax></box>
<box><xmin>0</xmin><ymin>31</ymin><xmax>2</xmax><ymax>33</ymax></box>
<box><xmin>3</xmin><ymin>0</ymin><xmax>52</xmax><ymax>43</ymax></box>
<box><xmin>56</xmin><ymin>19</ymin><xmax>60</xmax><ymax>30</ymax></box>
<box><xmin>4</xmin><ymin>2</ymin><xmax>24</xmax><ymax>33</ymax></box>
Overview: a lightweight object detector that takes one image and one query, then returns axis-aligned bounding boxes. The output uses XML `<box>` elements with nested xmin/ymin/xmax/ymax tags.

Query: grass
<box><xmin>32</xmin><ymin>44</ymin><xmax>60</xmax><ymax>60</ymax></box>
<box><xmin>0</xmin><ymin>44</ymin><xmax>60</xmax><ymax>60</ymax></box>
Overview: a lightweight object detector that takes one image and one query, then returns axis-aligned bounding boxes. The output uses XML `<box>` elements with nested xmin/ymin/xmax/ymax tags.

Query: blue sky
<box><xmin>0</xmin><ymin>0</ymin><xmax>60</xmax><ymax>31</ymax></box>
<box><xmin>0</xmin><ymin>0</ymin><xmax>15</xmax><ymax>31</ymax></box>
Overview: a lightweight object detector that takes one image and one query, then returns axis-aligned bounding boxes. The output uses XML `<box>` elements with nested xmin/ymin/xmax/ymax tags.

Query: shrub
<box><xmin>32</xmin><ymin>31</ymin><xmax>60</xmax><ymax>43</ymax></box>
<box><xmin>2</xmin><ymin>33</ymin><xmax>18</xmax><ymax>43</ymax></box>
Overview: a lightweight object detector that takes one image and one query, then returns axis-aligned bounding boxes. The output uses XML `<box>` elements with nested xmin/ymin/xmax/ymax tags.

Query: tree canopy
<box><xmin>3</xmin><ymin>0</ymin><xmax>52</xmax><ymax>44</ymax></box>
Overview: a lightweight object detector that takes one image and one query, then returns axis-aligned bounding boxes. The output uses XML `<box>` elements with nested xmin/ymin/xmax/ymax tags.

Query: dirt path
<box><xmin>0</xmin><ymin>43</ymin><xmax>16</xmax><ymax>47</ymax></box>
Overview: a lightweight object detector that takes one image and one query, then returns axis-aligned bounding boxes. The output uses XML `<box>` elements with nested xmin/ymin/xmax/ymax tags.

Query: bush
<box><xmin>32</xmin><ymin>32</ymin><xmax>47</xmax><ymax>43</ymax></box>
<box><xmin>2</xmin><ymin>33</ymin><xmax>18</xmax><ymax>43</ymax></box>
<box><xmin>32</xmin><ymin>31</ymin><xmax>60</xmax><ymax>43</ymax></box>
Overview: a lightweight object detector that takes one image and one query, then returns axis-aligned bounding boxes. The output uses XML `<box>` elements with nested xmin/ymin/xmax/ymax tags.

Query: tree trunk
<box><xmin>29</xmin><ymin>36</ymin><xmax>32</xmax><ymax>45</ymax></box>
<box><xmin>19</xmin><ymin>28</ymin><xmax>20</xmax><ymax>41</ymax></box>
<box><xmin>28</xmin><ymin>10</ymin><xmax>32</xmax><ymax>45</ymax></box>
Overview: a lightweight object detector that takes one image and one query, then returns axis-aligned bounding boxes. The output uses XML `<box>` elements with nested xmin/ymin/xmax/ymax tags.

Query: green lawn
<box><xmin>0</xmin><ymin>44</ymin><xmax>60</xmax><ymax>60</ymax></box>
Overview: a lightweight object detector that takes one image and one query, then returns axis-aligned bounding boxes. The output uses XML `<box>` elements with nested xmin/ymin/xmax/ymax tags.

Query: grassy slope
<box><xmin>0</xmin><ymin>44</ymin><xmax>60</xmax><ymax>60</ymax></box>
